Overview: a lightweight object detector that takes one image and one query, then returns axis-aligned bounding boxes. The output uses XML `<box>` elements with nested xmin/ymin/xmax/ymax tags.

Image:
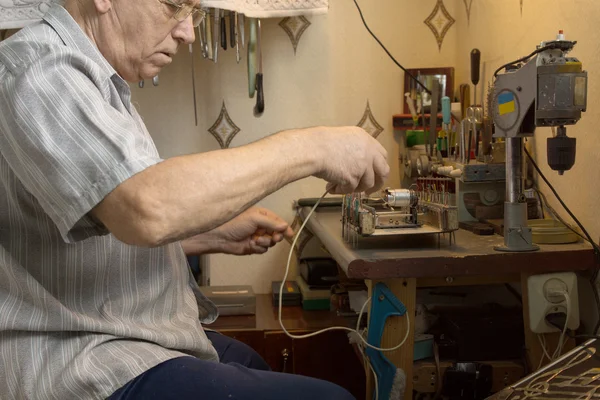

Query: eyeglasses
<box><xmin>157</xmin><ymin>0</ymin><xmax>206</xmax><ymax>27</ymax></box>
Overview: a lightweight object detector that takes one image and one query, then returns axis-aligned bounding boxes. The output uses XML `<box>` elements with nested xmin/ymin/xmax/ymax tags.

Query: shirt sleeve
<box><xmin>0</xmin><ymin>50</ymin><xmax>163</xmax><ymax>243</ymax></box>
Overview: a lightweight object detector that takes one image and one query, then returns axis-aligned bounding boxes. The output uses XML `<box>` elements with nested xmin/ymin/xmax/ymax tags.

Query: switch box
<box><xmin>527</xmin><ymin>272</ymin><xmax>579</xmax><ymax>334</ymax></box>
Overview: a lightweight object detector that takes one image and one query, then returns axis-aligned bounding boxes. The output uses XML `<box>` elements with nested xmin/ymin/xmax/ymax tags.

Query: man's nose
<box><xmin>173</xmin><ymin>16</ymin><xmax>195</xmax><ymax>45</ymax></box>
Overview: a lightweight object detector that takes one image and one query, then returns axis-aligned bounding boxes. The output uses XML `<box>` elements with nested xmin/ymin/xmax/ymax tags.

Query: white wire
<box><xmin>278</xmin><ymin>190</ymin><xmax>411</xmax><ymax>355</ymax></box>
<box><xmin>551</xmin><ymin>292</ymin><xmax>571</xmax><ymax>360</ymax></box>
<box><xmin>537</xmin><ymin>334</ymin><xmax>552</xmax><ymax>369</ymax></box>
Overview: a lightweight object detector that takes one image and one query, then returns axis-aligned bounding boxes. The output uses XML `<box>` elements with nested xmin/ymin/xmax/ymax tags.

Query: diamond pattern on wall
<box><xmin>279</xmin><ymin>16</ymin><xmax>311</xmax><ymax>55</ymax></box>
<box><xmin>463</xmin><ymin>0</ymin><xmax>473</xmax><ymax>25</ymax></box>
<box><xmin>286</xmin><ymin>214</ymin><xmax>313</xmax><ymax>257</ymax></box>
<box><xmin>424</xmin><ymin>0</ymin><xmax>455</xmax><ymax>51</ymax></box>
<box><xmin>208</xmin><ymin>101</ymin><xmax>240</xmax><ymax>149</ymax></box>
<box><xmin>357</xmin><ymin>100</ymin><xmax>384</xmax><ymax>139</ymax></box>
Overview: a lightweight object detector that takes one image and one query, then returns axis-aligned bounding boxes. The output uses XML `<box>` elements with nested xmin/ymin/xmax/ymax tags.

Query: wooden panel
<box><xmin>264</xmin><ymin>332</ymin><xmax>294</xmax><ymax>373</ymax></box>
<box><xmin>293</xmin><ymin>330</ymin><xmax>366</xmax><ymax>399</ymax></box>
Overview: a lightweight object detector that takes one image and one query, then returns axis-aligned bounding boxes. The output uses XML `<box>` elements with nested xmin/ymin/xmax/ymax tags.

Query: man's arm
<box><xmin>91</xmin><ymin>126</ymin><xmax>388</xmax><ymax>247</ymax></box>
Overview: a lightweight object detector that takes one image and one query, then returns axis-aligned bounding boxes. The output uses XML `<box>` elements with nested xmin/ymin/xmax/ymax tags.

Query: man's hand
<box><xmin>181</xmin><ymin>207</ymin><xmax>294</xmax><ymax>256</ymax></box>
<box><xmin>309</xmin><ymin>126</ymin><xmax>390</xmax><ymax>195</ymax></box>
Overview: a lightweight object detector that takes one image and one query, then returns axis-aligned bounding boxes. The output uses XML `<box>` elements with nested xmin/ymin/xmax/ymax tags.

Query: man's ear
<box><xmin>92</xmin><ymin>0</ymin><xmax>112</xmax><ymax>14</ymax></box>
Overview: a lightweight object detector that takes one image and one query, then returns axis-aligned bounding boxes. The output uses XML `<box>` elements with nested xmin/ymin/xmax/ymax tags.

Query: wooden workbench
<box><xmin>299</xmin><ymin>206</ymin><xmax>595</xmax><ymax>399</ymax></box>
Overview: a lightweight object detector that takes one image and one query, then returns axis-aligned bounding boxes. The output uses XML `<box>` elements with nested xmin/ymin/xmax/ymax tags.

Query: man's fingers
<box><xmin>251</xmin><ymin>208</ymin><xmax>289</xmax><ymax>232</ymax></box>
<box><xmin>255</xmin><ymin>235</ymin><xmax>273</xmax><ymax>247</ymax></box>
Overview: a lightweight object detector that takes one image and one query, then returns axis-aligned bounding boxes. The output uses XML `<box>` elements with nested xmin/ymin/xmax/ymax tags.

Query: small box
<box><xmin>272</xmin><ymin>281</ymin><xmax>302</xmax><ymax>307</ymax></box>
<box><xmin>296</xmin><ymin>276</ymin><xmax>331</xmax><ymax>311</ymax></box>
<box><xmin>199</xmin><ymin>285</ymin><xmax>256</xmax><ymax>316</ymax></box>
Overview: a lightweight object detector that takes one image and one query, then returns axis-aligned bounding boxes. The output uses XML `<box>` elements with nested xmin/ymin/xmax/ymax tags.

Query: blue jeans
<box><xmin>108</xmin><ymin>331</ymin><xmax>355</xmax><ymax>400</ymax></box>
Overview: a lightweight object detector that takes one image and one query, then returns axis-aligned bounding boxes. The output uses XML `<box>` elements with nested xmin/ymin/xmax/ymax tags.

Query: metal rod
<box><xmin>506</xmin><ymin>137</ymin><xmax>524</xmax><ymax>203</ymax></box>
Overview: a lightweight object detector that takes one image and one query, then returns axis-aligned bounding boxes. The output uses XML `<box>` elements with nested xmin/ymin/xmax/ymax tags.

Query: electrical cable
<box><xmin>278</xmin><ymin>190</ymin><xmax>411</xmax><ymax>354</ymax></box>
<box><xmin>550</xmin><ymin>292</ymin><xmax>570</xmax><ymax>360</ymax></box>
<box><xmin>493</xmin><ymin>44</ymin><xmax>561</xmax><ymax>78</ymax></box>
<box><xmin>352</xmin><ymin>0</ymin><xmax>431</xmax><ymax>95</ymax></box>
<box><xmin>524</xmin><ymin>147</ymin><xmax>600</xmax><ymax>335</ymax></box>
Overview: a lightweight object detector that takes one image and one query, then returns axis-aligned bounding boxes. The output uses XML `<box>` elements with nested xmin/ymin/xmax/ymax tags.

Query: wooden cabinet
<box><xmin>209</xmin><ymin>295</ymin><xmax>366</xmax><ymax>398</ymax></box>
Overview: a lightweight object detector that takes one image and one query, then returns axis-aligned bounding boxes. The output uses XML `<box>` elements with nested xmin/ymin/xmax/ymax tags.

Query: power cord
<box><xmin>279</xmin><ymin>190</ymin><xmax>411</xmax><ymax>352</ymax></box>
<box><xmin>523</xmin><ymin>147</ymin><xmax>600</xmax><ymax>335</ymax></box>
<box><xmin>492</xmin><ymin>43</ymin><xmax>561</xmax><ymax>78</ymax></box>
<box><xmin>352</xmin><ymin>0</ymin><xmax>431</xmax><ymax>96</ymax></box>
<box><xmin>279</xmin><ymin>191</ymin><xmax>411</xmax><ymax>400</ymax></box>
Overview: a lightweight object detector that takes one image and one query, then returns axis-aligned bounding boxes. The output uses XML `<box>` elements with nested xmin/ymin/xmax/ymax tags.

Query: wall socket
<box><xmin>527</xmin><ymin>272</ymin><xmax>580</xmax><ymax>334</ymax></box>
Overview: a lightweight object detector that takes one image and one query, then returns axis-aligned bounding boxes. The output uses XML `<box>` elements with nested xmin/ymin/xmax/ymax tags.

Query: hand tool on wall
<box><xmin>405</xmin><ymin>93</ymin><xmax>418</xmax><ymax>130</ymax></box>
<box><xmin>230</xmin><ymin>12</ymin><xmax>236</xmax><ymax>49</ymax></box>
<box><xmin>206</xmin><ymin>9</ymin><xmax>213</xmax><ymax>60</ymax></box>
<box><xmin>234</xmin><ymin>12</ymin><xmax>240</xmax><ymax>63</ymax></box>
<box><xmin>441</xmin><ymin>96</ymin><xmax>451</xmax><ymax>156</ymax></box>
<box><xmin>213</xmin><ymin>8</ymin><xmax>220</xmax><ymax>62</ymax></box>
<box><xmin>239</xmin><ymin>13</ymin><xmax>245</xmax><ymax>50</ymax></box>
<box><xmin>428</xmin><ymin>78</ymin><xmax>440</xmax><ymax>158</ymax></box>
<box><xmin>247</xmin><ymin>18</ymin><xmax>257</xmax><ymax>98</ymax></box>
<box><xmin>190</xmin><ymin>43</ymin><xmax>198</xmax><ymax>126</ymax></box>
<box><xmin>471</xmin><ymin>49</ymin><xmax>481</xmax><ymax>106</ymax></box>
<box><xmin>459</xmin><ymin>84</ymin><xmax>470</xmax><ymax>120</ymax></box>
<box><xmin>220</xmin><ymin>11</ymin><xmax>227</xmax><ymax>50</ymax></box>
<box><xmin>253</xmin><ymin>19</ymin><xmax>264</xmax><ymax>116</ymax></box>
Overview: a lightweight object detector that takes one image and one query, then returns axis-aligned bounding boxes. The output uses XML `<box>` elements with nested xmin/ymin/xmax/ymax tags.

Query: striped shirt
<box><xmin>0</xmin><ymin>4</ymin><xmax>219</xmax><ymax>399</ymax></box>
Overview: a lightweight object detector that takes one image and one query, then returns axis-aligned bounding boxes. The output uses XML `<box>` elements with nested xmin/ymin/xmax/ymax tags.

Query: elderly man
<box><xmin>0</xmin><ymin>0</ymin><xmax>389</xmax><ymax>398</ymax></box>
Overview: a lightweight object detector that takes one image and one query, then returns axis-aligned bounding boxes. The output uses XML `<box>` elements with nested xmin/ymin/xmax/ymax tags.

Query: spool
<box><xmin>382</xmin><ymin>188</ymin><xmax>418</xmax><ymax>207</ymax></box>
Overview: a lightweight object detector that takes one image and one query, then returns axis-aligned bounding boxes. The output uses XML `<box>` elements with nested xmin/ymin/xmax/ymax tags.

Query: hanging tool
<box><xmin>138</xmin><ymin>80</ymin><xmax>144</xmax><ymax>88</ymax></box>
<box><xmin>247</xmin><ymin>18</ymin><xmax>257</xmax><ymax>98</ymax></box>
<box><xmin>459</xmin><ymin>84</ymin><xmax>470</xmax><ymax>120</ymax></box>
<box><xmin>199</xmin><ymin>16</ymin><xmax>208</xmax><ymax>58</ymax></box>
<box><xmin>220</xmin><ymin>10</ymin><xmax>227</xmax><ymax>50</ymax></box>
<box><xmin>206</xmin><ymin>9</ymin><xmax>213</xmax><ymax>60</ymax></box>
<box><xmin>189</xmin><ymin>43</ymin><xmax>198</xmax><ymax>126</ymax></box>
<box><xmin>405</xmin><ymin>93</ymin><xmax>418</xmax><ymax>130</ymax></box>
<box><xmin>471</xmin><ymin>49</ymin><xmax>481</xmax><ymax>106</ymax></box>
<box><xmin>230</xmin><ymin>12</ymin><xmax>236</xmax><ymax>49</ymax></box>
<box><xmin>213</xmin><ymin>8</ymin><xmax>220</xmax><ymax>62</ymax></box>
<box><xmin>365</xmin><ymin>283</ymin><xmax>407</xmax><ymax>400</ymax></box>
<box><xmin>152</xmin><ymin>75</ymin><xmax>159</xmax><ymax>86</ymax></box>
<box><xmin>428</xmin><ymin>78</ymin><xmax>440</xmax><ymax>158</ymax></box>
<box><xmin>441</xmin><ymin>96</ymin><xmax>451</xmax><ymax>157</ymax></box>
<box><xmin>234</xmin><ymin>12</ymin><xmax>240</xmax><ymax>63</ymax></box>
<box><xmin>253</xmin><ymin>19</ymin><xmax>264</xmax><ymax>117</ymax></box>
<box><xmin>239</xmin><ymin>13</ymin><xmax>245</xmax><ymax>49</ymax></box>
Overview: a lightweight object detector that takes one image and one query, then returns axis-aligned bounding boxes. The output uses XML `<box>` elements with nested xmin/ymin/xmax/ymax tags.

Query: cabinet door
<box><xmin>263</xmin><ymin>331</ymin><xmax>366</xmax><ymax>398</ymax></box>
<box><xmin>264</xmin><ymin>332</ymin><xmax>294</xmax><ymax>373</ymax></box>
<box><xmin>292</xmin><ymin>330</ymin><xmax>366</xmax><ymax>399</ymax></box>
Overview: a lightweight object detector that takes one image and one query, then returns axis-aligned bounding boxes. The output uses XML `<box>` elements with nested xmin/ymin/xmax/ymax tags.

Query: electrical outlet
<box><xmin>527</xmin><ymin>272</ymin><xmax>579</xmax><ymax>334</ymax></box>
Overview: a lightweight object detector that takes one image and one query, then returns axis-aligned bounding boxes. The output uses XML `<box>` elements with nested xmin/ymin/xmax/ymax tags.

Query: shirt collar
<box><xmin>43</xmin><ymin>4</ymin><xmax>120</xmax><ymax>81</ymax></box>
<box><xmin>43</xmin><ymin>4</ymin><xmax>133</xmax><ymax>111</ymax></box>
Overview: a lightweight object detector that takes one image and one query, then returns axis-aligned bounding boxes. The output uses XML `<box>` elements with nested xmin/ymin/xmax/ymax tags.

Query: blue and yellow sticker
<box><xmin>498</xmin><ymin>92</ymin><xmax>516</xmax><ymax>116</ymax></box>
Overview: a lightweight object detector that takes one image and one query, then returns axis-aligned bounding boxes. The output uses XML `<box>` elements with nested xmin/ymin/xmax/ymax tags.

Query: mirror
<box><xmin>403</xmin><ymin>67</ymin><xmax>455</xmax><ymax>114</ymax></box>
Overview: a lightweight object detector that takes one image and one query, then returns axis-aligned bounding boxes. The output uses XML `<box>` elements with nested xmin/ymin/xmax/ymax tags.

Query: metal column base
<box><xmin>494</xmin><ymin>202</ymin><xmax>540</xmax><ymax>252</ymax></box>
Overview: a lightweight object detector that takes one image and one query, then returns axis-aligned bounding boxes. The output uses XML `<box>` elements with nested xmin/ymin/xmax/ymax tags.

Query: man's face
<box><xmin>98</xmin><ymin>0</ymin><xmax>196</xmax><ymax>81</ymax></box>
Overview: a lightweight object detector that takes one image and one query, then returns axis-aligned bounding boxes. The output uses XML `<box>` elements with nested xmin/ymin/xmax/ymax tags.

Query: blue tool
<box><xmin>366</xmin><ymin>283</ymin><xmax>408</xmax><ymax>400</ymax></box>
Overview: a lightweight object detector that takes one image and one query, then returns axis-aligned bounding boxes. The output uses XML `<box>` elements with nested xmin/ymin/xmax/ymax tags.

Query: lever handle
<box><xmin>471</xmin><ymin>48</ymin><xmax>481</xmax><ymax>86</ymax></box>
<box><xmin>254</xmin><ymin>73</ymin><xmax>264</xmax><ymax>116</ymax></box>
<box><xmin>220</xmin><ymin>15</ymin><xmax>227</xmax><ymax>50</ymax></box>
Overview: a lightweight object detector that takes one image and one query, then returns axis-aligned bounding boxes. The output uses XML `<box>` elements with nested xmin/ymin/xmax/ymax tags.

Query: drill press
<box><xmin>491</xmin><ymin>31</ymin><xmax>587</xmax><ymax>252</ymax></box>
